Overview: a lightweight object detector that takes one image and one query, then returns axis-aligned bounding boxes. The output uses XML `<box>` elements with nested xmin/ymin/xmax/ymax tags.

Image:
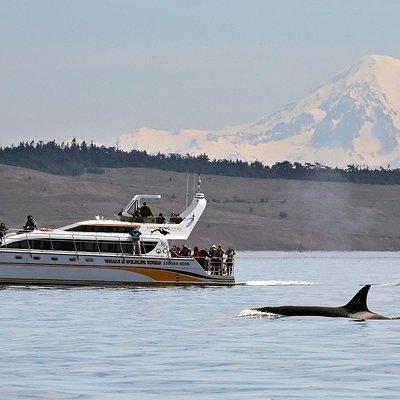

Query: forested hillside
<box><xmin>2</xmin><ymin>140</ymin><xmax>400</xmax><ymax>185</ymax></box>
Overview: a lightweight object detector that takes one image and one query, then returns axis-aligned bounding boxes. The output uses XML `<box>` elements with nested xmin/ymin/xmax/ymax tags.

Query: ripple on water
<box><xmin>0</xmin><ymin>252</ymin><xmax>400</xmax><ymax>399</ymax></box>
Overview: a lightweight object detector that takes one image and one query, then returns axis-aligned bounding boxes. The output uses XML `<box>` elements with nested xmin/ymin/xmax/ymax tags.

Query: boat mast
<box><xmin>185</xmin><ymin>171</ymin><xmax>189</xmax><ymax>209</ymax></box>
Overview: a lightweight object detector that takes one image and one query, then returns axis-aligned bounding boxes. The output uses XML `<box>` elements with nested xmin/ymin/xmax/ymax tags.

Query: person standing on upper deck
<box><xmin>139</xmin><ymin>202</ymin><xmax>153</xmax><ymax>219</ymax></box>
<box><xmin>0</xmin><ymin>223</ymin><xmax>8</xmax><ymax>239</ymax></box>
<box><xmin>23</xmin><ymin>215</ymin><xmax>38</xmax><ymax>231</ymax></box>
<box><xmin>129</xmin><ymin>226</ymin><xmax>142</xmax><ymax>255</ymax></box>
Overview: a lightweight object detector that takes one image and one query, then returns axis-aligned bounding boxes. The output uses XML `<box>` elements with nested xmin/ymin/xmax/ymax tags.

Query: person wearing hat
<box><xmin>209</xmin><ymin>244</ymin><xmax>221</xmax><ymax>273</ymax></box>
<box><xmin>209</xmin><ymin>244</ymin><xmax>217</xmax><ymax>258</ymax></box>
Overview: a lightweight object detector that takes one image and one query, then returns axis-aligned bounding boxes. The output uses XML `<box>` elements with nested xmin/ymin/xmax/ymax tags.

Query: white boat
<box><xmin>0</xmin><ymin>184</ymin><xmax>235</xmax><ymax>286</ymax></box>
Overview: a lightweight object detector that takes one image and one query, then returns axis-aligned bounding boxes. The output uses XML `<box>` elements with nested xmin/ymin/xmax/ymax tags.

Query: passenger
<box><xmin>132</xmin><ymin>209</ymin><xmax>143</xmax><ymax>222</ymax></box>
<box><xmin>129</xmin><ymin>226</ymin><xmax>142</xmax><ymax>255</ymax></box>
<box><xmin>170</xmin><ymin>212</ymin><xmax>183</xmax><ymax>224</ymax></box>
<box><xmin>0</xmin><ymin>223</ymin><xmax>8</xmax><ymax>238</ymax></box>
<box><xmin>215</xmin><ymin>244</ymin><xmax>225</xmax><ymax>260</ymax></box>
<box><xmin>209</xmin><ymin>244</ymin><xmax>222</xmax><ymax>273</ymax></box>
<box><xmin>199</xmin><ymin>248</ymin><xmax>211</xmax><ymax>270</ymax></box>
<box><xmin>180</xmin><ymin>245</ymin><xmax>191</xmax><ymax>257</ymax></box>
<box><xmin>193</xmin><ymin>246</ymin><xmax>200</xmax><ymax>262</ymax></box>
<box><xmin>140</xmin><ymin>202</ymin><xmax>153</xmax><ymax>219</ymax></box>
<box><xmin>170</xmin><ymin>246</ymin><xmax>179</xmax><ymax>258</ymax></box>
<box><xmin>23</xmin><ymin>215</ymin><xmax>38</xmax><ymax>231</ymax></box>
<box><xmin>209</xmin><ymin>244</ymin><xmax>217</xmax><ymax>258</ymax></box>
<box><xmin>226</xmin><ymin>246</ymin><xmax>236</xmax><ymax>274</ymax></box>
<box><xmin>226</xmin><ymin>246</ymin><xmax>236</xmax><ymax>262</ymax></box>
<box><xmin>170</xmin><ymin>246</ymin><xmax>179</xmax><ymax>257</ymax></box>
<box><xmin>216</xmin><ymin>244</ymin><xmax>225</xmax><ymax>268</ymax></box>
<box><xmin>175</xmin><ymin>246</ymin><xmax>181</xmax><ymax>257</ymax></box>
<box><xmin>156</xmin><ymin>213</ymin><xmax>166</xmax><ymax>224</ymax></box>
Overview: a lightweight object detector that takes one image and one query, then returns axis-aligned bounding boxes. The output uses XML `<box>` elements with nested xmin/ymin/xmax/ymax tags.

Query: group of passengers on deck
<box><xmin>129</xmin><ymin>202</ymin><xmax>183</xmax><ymax>224</ymax></box>
<box><xmin>170</xmin><ymin>243</ymin><xmax>236</xmax><ymax>271</ymax></box>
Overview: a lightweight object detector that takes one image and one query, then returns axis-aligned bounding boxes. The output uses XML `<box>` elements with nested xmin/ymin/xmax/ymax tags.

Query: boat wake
<box><xmin>241</xmin><ymin>280</ymin><xmax>318</xmax><ymax>286</ymax></box>
<box><xmin>236</xmin><ymin>309</ymin><xmax>282</xmax><ymax>319</ymax></box>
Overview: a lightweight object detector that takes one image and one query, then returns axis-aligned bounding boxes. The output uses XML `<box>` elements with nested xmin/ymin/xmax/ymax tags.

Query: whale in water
<box><xmin>253</xmin><ymin>285</ymin><xmax>398</xmax><ymax>320</ymax></box>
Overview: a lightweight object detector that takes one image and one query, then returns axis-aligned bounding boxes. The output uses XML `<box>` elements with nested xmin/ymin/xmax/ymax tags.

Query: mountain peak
<box><xmin>118</xmin><ymin>55</ymin><xmax>400</xmax><ymax>168</ymax></box>
<box><xmin>342</xmin><ymin>55</ymin><xmax>400</xmax><ymax>100</ymax></box>
<box><xmin>356</xmin><ymin>54</ymin><xmax>400</xmax><ymax>66</ymax></box>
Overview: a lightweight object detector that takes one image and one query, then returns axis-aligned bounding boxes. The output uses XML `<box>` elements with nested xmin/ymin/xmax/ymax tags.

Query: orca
<box><xmin>253</xmin><ymin>285</ymin><xmax>397</xmax><ymax>320</ymax></box>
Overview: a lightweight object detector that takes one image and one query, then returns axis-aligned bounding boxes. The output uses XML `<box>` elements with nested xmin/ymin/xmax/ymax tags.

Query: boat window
<box><xmin>141</xmin><ymin>241</ymin><xmax>158</xmax><ymax>254</ymax></box>
<box><xmin>30</xmin><ymin>239</ymin><xmax>52</xmax><ymax>251</ymax></box>
<box><xmin>66</xmin><ymin>225</ymin><xmax>132</xmax><ymax>233</ymax></box>
<box><xmin>15</xmin><ymin>255</ymin><xmax>22</xmax><ymax>259</ymax></box>
<box><xmin>4</xmin><ymin>238</ymin><xmax>158</xmax><ymax>254</ymax></box>
<box><xmin>52</xmin><ymin>240</ymin><xmax>76</xmax><ymax>252</ymax></box>
<box><xmin>51</xmin><ymin>257</ymin><xmax>58</xmax><ymax>261</ymax></box>
<box><xmin>75</xmin><ymin>241</ymin><xmax>98</xmax><ymax>252</ymax></box>
<box><xmin>98</xmin><ymin>241</ymin><xmax>121</xmax><ymax>253</ymax></box>
<box><xmin>7</xmin><ymin>240</ymin><xmax>29</xmax><ymax>249</ymax></box>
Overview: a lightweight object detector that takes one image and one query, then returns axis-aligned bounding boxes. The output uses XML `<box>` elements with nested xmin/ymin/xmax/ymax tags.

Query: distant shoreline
<box><xmin>2</xmin><ymin>164</ymin><xmax>400</xmax><ymax>252</ymax></box>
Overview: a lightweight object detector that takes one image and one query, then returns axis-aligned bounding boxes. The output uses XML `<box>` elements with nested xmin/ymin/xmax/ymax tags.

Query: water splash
<box><xmin>236</xmin><ymin>309</ymin><xmax>282</xmax><ymax>319</ymax></box>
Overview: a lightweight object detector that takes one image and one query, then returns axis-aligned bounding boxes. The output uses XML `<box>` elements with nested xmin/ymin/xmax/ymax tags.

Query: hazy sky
<box><xmin>1</xmin><ymin>0</ymin><xmax>400</xmax><ymax>146</ymax></box>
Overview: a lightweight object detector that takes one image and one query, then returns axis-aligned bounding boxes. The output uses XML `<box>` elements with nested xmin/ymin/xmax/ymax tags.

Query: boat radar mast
<box><xmin>119</xmin><ymin>194</ymin><xmax>161</xmax><ymax>221</ymax></box>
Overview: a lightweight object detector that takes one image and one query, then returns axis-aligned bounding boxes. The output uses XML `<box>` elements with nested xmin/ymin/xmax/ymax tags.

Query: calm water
<box><xmin>0</xmin><ymin>252</ymin><xmax>400</xmax><ymax>399</ymax></box>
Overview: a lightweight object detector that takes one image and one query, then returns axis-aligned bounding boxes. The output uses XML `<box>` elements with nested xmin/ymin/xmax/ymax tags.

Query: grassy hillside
<box><xmin>2</xmin><ymin>164</ymin><xmax>400</xmax><ymax>250</ymax></box>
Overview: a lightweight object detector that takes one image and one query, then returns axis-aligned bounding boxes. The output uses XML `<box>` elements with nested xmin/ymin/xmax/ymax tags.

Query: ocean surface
<box><xmin>0</xmin><ymin>251</ymin><xmax>400</xmax><ymax>399</ymax></box>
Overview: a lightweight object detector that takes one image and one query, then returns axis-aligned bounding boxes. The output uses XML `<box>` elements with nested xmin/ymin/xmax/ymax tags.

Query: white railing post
<box><xmin>49</xmin><ymin>232</ymin><xmax>54</xmax><ymax>251</ymax></box>
<box><xmin>118</xmin><ymin>236</ymin><xmax>124</xmax><ymax>255</ymax></box>
<box><xmin>26</xmin><ymin>232</ymin><xmax>32</xmax><ymax>258</ymax></box>
<box><xmin>71</xmin><ymin>234</ymin><xmax>79</xmax><ymax>260</ymax></box>
<box><xmin>95</xmin><ymin>235</ymin><xmax>100</xmax><ymax>254</ymax></box>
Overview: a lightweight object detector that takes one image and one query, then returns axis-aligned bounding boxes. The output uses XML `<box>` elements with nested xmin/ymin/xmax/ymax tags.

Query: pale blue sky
<box><xmin>1</xmin><ymin>0</ymin><xmax>400</xmax><ymax>146</ymax></box>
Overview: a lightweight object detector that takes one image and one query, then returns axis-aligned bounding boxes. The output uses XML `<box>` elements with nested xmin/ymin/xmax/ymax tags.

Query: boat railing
<box><xmin>190</xmin><ymin>256</ymin><xmax>234</xmax><ymax>277</ymax></box>
<box><xmin>209</xmin><ymin>257</ymin><xmax>234</xmax><ymax>277</ymax></box>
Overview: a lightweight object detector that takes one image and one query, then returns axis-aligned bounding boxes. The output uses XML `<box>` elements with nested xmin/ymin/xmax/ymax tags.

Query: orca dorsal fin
<box><xmin>343</xmin><ymin>285</ymin><xmax>371</xmax><ymax>312</ymax></box>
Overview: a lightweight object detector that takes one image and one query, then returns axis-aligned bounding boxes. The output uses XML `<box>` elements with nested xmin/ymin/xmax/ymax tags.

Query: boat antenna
<box><xmin>197</xmin><ymin>174</ymin><xmax>202</xmax><ymax>193</ymax></box>
<box><xmin>193</xmin><ymin>172</ymin><xmax>196</xmax><ymax>197</ymax></box>
<box><xmin>185</xmin><ymin>171</ymin><xmax>189</xmax><ymax>209</ymax></box>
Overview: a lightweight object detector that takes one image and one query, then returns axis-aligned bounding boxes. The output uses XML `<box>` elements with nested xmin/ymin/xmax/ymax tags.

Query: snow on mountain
<box><xmin>117</xmin><ymin>55</ymin><xmax>400</xmax><ymax>167</ymax></box>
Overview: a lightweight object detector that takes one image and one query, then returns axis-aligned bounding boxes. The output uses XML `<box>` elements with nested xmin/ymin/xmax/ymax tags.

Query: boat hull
<box><xmin>0</xmin><ymin>251</ymin><xmax>235</xmax><ymax>286</ymax></box>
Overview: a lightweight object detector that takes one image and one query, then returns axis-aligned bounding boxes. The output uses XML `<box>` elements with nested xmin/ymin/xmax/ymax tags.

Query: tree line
<box><xmin>1</xmin><ymin>139</ymin><xmax>400</xmax><ymax>185</ymax></box>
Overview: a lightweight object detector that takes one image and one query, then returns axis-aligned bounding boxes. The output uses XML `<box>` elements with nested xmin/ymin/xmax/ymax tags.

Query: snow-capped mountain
<box><xmin>117</xmin><ymin>55</ymin><xmax>400</xmax><ymax>167</ymax></box>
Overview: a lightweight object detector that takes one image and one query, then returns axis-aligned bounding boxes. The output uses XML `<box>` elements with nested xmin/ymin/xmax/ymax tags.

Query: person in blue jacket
<box><xmin>129</xmin><ymin>226</ymin><xmax>142</xmax><ymax>255</ymax></box>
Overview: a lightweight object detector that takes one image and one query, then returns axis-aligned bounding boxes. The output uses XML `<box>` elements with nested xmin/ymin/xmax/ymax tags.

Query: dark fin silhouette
<box><xmin>342</xmin><ymin>285</ymin><xmax>371</xmax><ymax>312</ymax></box>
